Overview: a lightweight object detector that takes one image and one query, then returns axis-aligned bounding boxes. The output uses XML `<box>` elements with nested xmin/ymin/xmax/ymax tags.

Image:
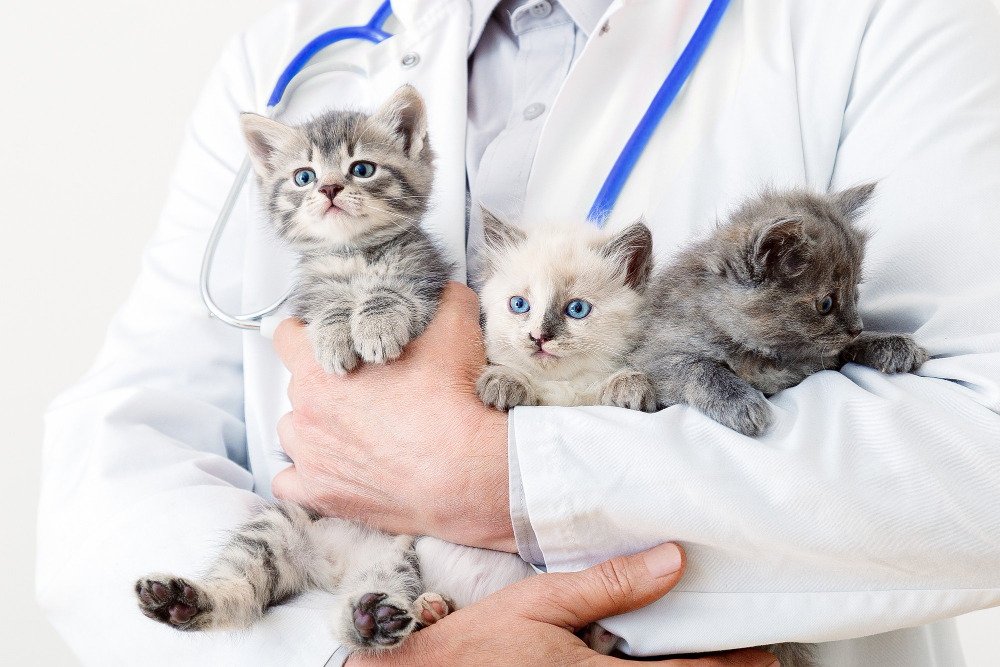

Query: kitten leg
<box><xmin>307</xmin><ymin>302</ymin><xmax>360</xmax><ymax>375</ymax></box>
<box><xmin>598</xmin><ymin>369</ymin><xmax>657</xmax><ymax>412</ymax></box>
<box><xmin>135</xmin><ymin>502</ymin><xmax>325</xmax><ymax>632</ymax></box>
<box><xmin>350</xmin><ymin>282</ymin><xmax>435</xmax><ymax>365</ymax></box>
<box><xmin>332</xmin><ymin>534</ymin><xmax>434</xmax><ymax>651</ymax></box>
<box><xmin>477</xmin><ymin>364</ymin><xmax>538</xmax><ymax>410</ymax></box>
<box><xmin>651</xmin><ymin>355</ymin><xmax>771</xmax><ymax>436</ymax></box>
<box><xmin>840</xmin><ymin>331</ymin><xmax>928</xmax><ymax>374</ymax></box>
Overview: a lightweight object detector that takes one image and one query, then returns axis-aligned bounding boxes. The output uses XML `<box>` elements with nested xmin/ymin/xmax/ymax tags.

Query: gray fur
<box><xmin>241</xmin><ymin>85</ymin><xmax>451</xmax><ymax>374</ymax></box>
<box><xmin>136</xmin><ymin>502</ymin><xmax>455</xmax><ymax>651</ymax></box>
<box><xmin>631</xmin><ymin>184</ymin><xmax>928</xmax><ymax>437</ymax></box>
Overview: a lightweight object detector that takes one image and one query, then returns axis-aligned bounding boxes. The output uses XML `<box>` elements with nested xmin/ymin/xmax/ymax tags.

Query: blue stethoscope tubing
<box><xmin>200</xmin><ymin>0</ymin><xmax>730</xmax><ymax>330</ymax></box>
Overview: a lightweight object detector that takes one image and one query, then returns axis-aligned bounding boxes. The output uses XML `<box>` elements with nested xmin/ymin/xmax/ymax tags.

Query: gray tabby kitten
<box><xmin>476</xmin><ymin>211</ymin><xmax>658</xmax><ymax>414</ymax></box>
<box><xmin>631</xmin><ymin>183</ymin><xmax>928</xmax><ymax>437</ymax></box>
<box><xmin>135</xmin><ymin>87</ymin><xmax>470</xmax><ymax>652</ymax></box>
<box><xmin>243</xmin><ymin>84</ymin><xmax>451</xmax><ymax>374</ymax></box>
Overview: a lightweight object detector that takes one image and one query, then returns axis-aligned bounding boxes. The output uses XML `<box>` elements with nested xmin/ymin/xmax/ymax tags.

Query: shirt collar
<box><xmin>467</xmin><ymin>0</ymin><xmax>614</xmax><ymax>52</ymax></box>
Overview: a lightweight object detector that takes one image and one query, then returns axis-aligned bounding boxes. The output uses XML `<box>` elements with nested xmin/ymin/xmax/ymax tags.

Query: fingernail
<box><xmin>643</xmin><ymin>543</ymin><xmax>683</xmax><ymax>578</ymax></box>
<box><xmin>768</xmin><ymin>661</ymin><xmax>781</xmax><ymax>667</ymax></box>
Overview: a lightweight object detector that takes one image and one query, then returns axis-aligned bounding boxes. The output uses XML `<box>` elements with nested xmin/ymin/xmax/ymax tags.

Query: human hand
<box><xmin>346</xmin><ymin>543</ymin><xmax>778</xmax><ymax>667</ymax></box>
<box><xmin>272</xmin><ymin>282</ymin><xmax>515</xmax><ymax>552</ymax></box>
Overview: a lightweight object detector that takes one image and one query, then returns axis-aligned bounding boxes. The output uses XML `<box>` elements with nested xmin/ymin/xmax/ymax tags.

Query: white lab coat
<box><xmin>37</xmin><ymin>0</ymin><xmax>1000</xmax><ymax>665</ymax></box>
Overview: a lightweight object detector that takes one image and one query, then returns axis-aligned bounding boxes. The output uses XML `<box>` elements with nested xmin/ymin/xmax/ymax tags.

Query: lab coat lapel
<box><xmin>522</xmin><ymin>0</ymin><xmax>745</xmax><ymax>230</ymax></box>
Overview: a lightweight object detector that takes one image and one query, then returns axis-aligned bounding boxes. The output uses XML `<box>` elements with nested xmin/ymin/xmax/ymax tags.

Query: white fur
<box><xmin>479</xmin><ymin>221</ymin><xmax>648</xmax><ymax>406</ymax></box>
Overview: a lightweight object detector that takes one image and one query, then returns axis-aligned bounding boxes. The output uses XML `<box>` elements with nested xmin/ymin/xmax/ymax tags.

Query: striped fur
<box><xmin>240</xmin><ymin>85</ymin><xmax>451</xmax><ymax>374</ymax></box>
<box><xmin>135</xmin><ymin>502</ymin><xmax>458</xmax><ymax>651</ymax></box>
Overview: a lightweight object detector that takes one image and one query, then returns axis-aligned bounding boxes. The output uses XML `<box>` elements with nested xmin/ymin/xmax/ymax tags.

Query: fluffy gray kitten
<box><xmin>631</xmin><ymin>183</ymin><xmax>928</xmax><ymax>437</ymax></box>
<box><xmin>475</xmin><ymin>211</ymin><xmax>657</xmax><ymax>414</ymax></box>
<box><xmin>241</xmin><ymin>84</ymin><xmax>451</xmax><ymax>375</ymax></box>
<box><xmin>134</xmin><ymin>88</ymin><xmax>485</xmax><ymax>652</ymax></box>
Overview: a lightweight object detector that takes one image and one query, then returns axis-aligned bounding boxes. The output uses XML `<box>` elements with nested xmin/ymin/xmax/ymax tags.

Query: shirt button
<box><xmin>529</xmin><ymin>1</ymin><xmax>552</xmax><ymax>18</ymax></box>
<box><xmin>523</xmin><ymin>103</ymin><xmax>546</xmax><ymax>120</ymax></box>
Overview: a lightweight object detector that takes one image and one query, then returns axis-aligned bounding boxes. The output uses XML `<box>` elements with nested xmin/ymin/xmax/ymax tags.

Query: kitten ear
<box><xmin>240</xmin><ymin>113</ymin><xmax>303</xmax><ymax>177</ymax></box>
<box><xmin>751</xmin><ymin>217</ymin><xmax>811</xmax><ymax>281</ymax></box>
<box><xmin>830</xmin><ymin>182</ymin><xmax>877</xmax><ymax>220</ymax></box>
<box><xmin>480</xmin><ymin>206</ymin><xmax>526</xmax><ymax>250</ymax></box>
<box><xmin>372</xmin><ymin>85</ymin><xmax>428</xmax><ymax>156</ymax></box>
<box><xmin>600</xmin><ymin>219</ymin><xmax>654</xmax><ymax>291</ymax></box>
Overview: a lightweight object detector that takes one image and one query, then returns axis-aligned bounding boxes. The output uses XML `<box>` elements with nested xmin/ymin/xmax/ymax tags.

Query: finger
<box><xmin>271</xmin><ymin>464</ymin><xmax>308</xmax><ymax>505</ymax></box>
<box><xmin>276</xmin><ymin>411</ymin><xmax>298</xmax><ymax>462</ymax></box>
<box><xmin>515</xmin><ymin>543</ymin><xmax>686</xmax><ymax>630</ymax></box>
<box><xmin>588</xmin><ymin>648</ymin><xmax>779</xmax><ymax>667</ymax></box>
<box><xmin>273</xmin><ymin>317</ymin><xmax>314</xmax><ymax>374</ymax></box>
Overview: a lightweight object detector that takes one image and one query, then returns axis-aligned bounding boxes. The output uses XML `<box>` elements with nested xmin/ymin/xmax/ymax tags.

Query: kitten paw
<box><xmin>351</xmin><ymin>305</ymin><xmax>413</xmax><ymax>364</ymax></box>
<box><xmin>598</xmin><ymin>370</ymin><xmax>657</xmax><ymax>412</ymax></box>
<box><xmin>413</xmin><ymin>592</ymin><xmax>455</xmax><ymax>627</ymax></box>
<box><xmin>477</xmin><ymin>366</ymin><xmax>537</xmax><ymax>410</ymax></box>
<box><xmin>342</xmin><ymin>592</ymin><xmax>416</xmax><ymax>650</ymax></box>
<box><xmin>308</xmin><ymin>322</ymin><xmax>359</xmax><ymax>375</ymax></box>
<box><xmin>845</xmin><ymin>332</ymin><xmax>928</xmax><ymax>374</ymax></box>
<box><xmin>714</xmin><ymin>391</ymin><xmax>771</xmax><ymax>436</ymax></box>
<box><xmin>135</xmin><ymin>575</ymin><xmax>212</xmax><ymax>631</ymax></box>
<box><xmin>580</xmin><ymin>623</ymin><xmax>619</xmax><ymax>655</ymax></box>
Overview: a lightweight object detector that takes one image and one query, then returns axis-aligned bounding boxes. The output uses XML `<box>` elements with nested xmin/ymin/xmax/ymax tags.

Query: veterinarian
<box><xmin>37</xmin><ymin>0</ymin><xmax>1000</xmax><ymax>665</ymax></box>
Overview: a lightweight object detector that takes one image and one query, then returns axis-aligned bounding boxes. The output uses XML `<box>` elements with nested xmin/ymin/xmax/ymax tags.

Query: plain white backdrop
<box><xmin>2</xmin><ymin>1</ymin><xmax>997</xmax><ymax>665</ymax></box>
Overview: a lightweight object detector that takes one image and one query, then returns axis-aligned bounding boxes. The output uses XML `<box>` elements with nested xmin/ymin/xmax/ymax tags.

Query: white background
<box><xmin>1</xmin><ymin>1</ymin><xmax>997</xmax><ymax>665</ymax></box>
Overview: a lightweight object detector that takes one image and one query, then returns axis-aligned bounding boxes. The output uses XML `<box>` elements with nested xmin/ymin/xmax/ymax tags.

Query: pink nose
<box><xmin>319</xmin><ymin>183</ymin><xmax>343</xmax><ymax>203</ymax></box>
<box><xmin>849</xmin><ymin>328</ymin><xmax>863</xmax><ymax>338</ymax></box>
<box><xmin>529</xmin><ymin>332</ymin><xmax>549</xmax><ymax>347</ymax></box>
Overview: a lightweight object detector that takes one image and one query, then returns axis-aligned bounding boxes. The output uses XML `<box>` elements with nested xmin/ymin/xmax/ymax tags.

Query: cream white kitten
<box><xmin>476</xmin><ymin>210</ymin><xmax>657</xmax><ymax>412</ymax></box>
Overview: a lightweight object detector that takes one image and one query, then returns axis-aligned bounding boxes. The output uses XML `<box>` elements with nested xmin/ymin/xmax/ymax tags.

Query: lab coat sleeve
<box><xmin>35</xmin><ymin>10</ymin><xmax>344</xmax><ymax>667</ymax></box>
<box><xmin>508</xmin><ymin>0</ymin><xmax>1000</xmax><ymax>655</ymax></box>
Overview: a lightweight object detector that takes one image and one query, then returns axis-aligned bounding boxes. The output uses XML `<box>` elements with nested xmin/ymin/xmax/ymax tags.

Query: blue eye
<box><xmin>565</xmin><ymin>300</ymin><xmax>592</xmax><ymax>319</ymax></box>
<box><xmin>509</xmin><ymin>296</ymin><xmax>530</xmax><ymax>314</ymax></box>
<box><xmin>351</xmin><ymin>161</ymin><xmax>376</xmax><ymax>178</ymax></box>
<box><xmin>816</xmin><ymin>295</ymin><xmax>835</xmax><ymax>315</ymax></box>
<box><xmin>293</xmin><ymin>169</ymin><xmax>315</xmax><ymax>186</ymax></box>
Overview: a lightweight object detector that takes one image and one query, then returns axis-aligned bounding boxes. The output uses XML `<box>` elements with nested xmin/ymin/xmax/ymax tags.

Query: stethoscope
<box><xmin>200</xmin><ymin>0</ymin><xmax>731</xmax><ymax>331</ymax></box>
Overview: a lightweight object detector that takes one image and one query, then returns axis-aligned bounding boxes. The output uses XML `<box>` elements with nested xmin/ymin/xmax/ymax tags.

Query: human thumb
<box><xmin>514</xmin><ymin>543</ymin><xmax>685</xmax><ymax>631</ymax></box>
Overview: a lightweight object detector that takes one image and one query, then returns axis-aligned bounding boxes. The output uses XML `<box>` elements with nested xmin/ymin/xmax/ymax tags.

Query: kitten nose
<box><xmin>529</xmin><ymin>331</ymin><xmax>550</xmax><ymax>347</ymax></box>
<box><xmin>319</xmin><ymin>183</ymin><xmax>344</xmax><ymax>203</ymax></box>
<box><xmin>849</xmin><ymin>327</ymin><xmax>863</xmax><ymax>339</ymax></box>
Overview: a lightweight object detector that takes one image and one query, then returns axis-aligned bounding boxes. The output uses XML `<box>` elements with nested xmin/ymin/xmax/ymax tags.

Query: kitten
<box><xmin>240</xmin><ymin>85</ymin><xmax>451</xmax><ymax>375</ymax></box>
<box><xmin>631</xmin><ymin>183</ymin><xmax>928</xmax><ymax>437</ymax></box>
<box><xmin>475</xmin><ymin>210</ymin><xmax>658</xmax><ymax>413</ymax></box>
<box><xmin>473</xmin><ymin>210</ymin><xmax>657</xmax><ymax>655</ymax></box>
<box><xmin>135</xmin><ymin>88</ymin><xmax>475</xmax><ymax>652</ymax></box>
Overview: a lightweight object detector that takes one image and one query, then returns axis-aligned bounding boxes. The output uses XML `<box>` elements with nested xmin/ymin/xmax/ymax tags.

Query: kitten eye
<box><xmin>293</xmin><ymin>168</ymin><xmax>316</xmax><ymax>187</ymax></box>
<box><xmin>350</xmin><ymin>161</ymin><xmax>376</xmax><ymax>178</ymax></box>
<box><xmin>565</xmin><ymin>300</ymin><xmax>592</xmax><ymax>319</ymax></box>
<box><xmin>815</xmin><ymin>295</ymin><xmax>835</xmax><ymax>315</ymax></box>
<box><xmin>509</xmin><ymin>296</ymin><xmax>530</xmax><ymax>314</ymax></box>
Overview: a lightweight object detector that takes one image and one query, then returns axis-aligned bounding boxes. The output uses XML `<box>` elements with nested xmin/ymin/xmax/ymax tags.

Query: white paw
<box><xmin>413</xmin><ymin>591</ymin><xmax>455</xmax><ymax>627</ymax></box>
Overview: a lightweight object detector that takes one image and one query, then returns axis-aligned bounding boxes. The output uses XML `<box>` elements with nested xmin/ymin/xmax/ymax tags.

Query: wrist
<box><xmin>429</xmin><ymin>406</ymin><xmax>514</xmax><ymax>551</ymax></box>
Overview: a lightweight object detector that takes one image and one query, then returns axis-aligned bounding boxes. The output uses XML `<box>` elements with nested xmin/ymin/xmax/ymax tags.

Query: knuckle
<box><xmin>595</xmin><ymin>557</ymin><xmax>637</xmax><ymax>606</ymax></box>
